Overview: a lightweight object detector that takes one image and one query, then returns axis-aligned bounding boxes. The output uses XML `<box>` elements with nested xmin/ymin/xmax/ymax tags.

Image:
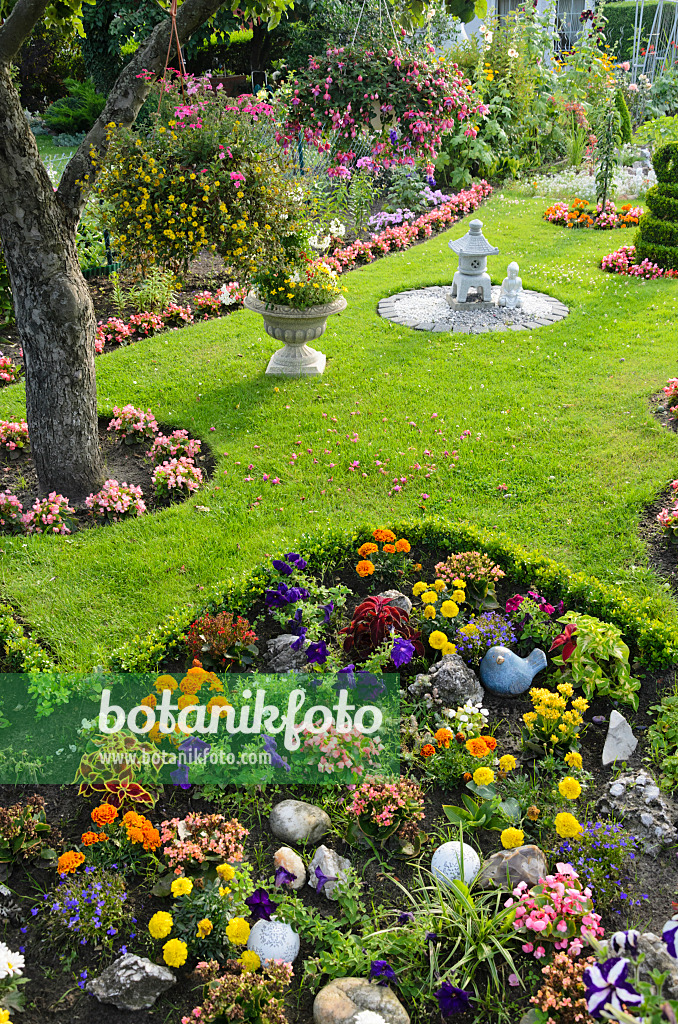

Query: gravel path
<box><xmin>377</xmin><ymin>286</ymin><xmax>569</xmax><ymax>333</ymax></box>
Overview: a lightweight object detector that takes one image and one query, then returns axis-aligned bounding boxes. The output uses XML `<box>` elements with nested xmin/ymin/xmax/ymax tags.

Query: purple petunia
<box><xmin>245</xmin><ymin>888</ymin><xmax>277</xmax><ymax>922</ymax></box>
<box><xmin>290</xmin><ymin>627</ymin><xmax>307</xmax><ymax>651</ymax></box>
<box><xmin>263</xmin><ymin>734</ymin><xmax>291</xmax><ymax>772</ymax></box>
<box><xmin>435</xmin><ymin>981</ymin><xmax>470</xmax><ymax>1016</ymax></box>
<box><xmin>391</xmin><ymin>637</ymin><xmax>415</xmax><ymax>668</ymax></box>
<box><xmin>307</xmin><ymin>640</ymin><xmax>328</xmax><ymax>665</ymax></box>
<box><xmin>370</xmin><ymin>960</ymin><xmax>396</xmax><ymax>986</ymax></box>
<box><xmin>274</xmin><ymin>866</ymin><xmax>297</xmax><ymax>887</ymax></box>
<box><xmin>285</xmin><ymin>552</ymin><xmax>307</xmax><ymax>569</ymax></box>
<box><xmin>272</xmin><ymin>559</ymin><xmax>295</xmax><ymax>576</ymax></box>
<box><xmin>583</xmin><ymin>958</ymin><xmax>643</xmax><ymax>1019</ymax></box>
<box><xmin>314</xmin><ymin>865</ymin><xmax>338</xmax><ymax>895</ymax></box>
<box><xmin>663</xmin><ymin>918</ymin><xmax>678</xmax><ymax>959</ymax></box>
<box><xmin>398</xmin><ymin>910</ymin><xmax>415</xmax><ymax>924</ymax></box>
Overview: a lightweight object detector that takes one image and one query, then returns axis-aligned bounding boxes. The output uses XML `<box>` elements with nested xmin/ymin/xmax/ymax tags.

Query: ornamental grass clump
<box><xmin>505</xmin><ymin>863</ymin><xmax>604</xmax><ymax>959</ymax></box>
<box><xmin>183</xmin><ymin>959</ymin><xmax>293</xmax><ymax>1024</ymax></box>
<box><xmin>44</xmin><ymin>865</ymin><xmax>128</xmax><ymax>952</ymax></box>
<box><xmin>454</xmin><ymin>613</ymin><xmax>516</xmax><ymax>668</ymax></box>
<box><xmin>147</xmin><ymin>430</ymin><xmax>201</xmax><ymax>466</ymax></box>
<box><xmin>522</xmin><ymin>682</ymin><xmax>588</xmax><ymax>758</ymax></box>
<box><xmin>434</xmin><ymin>551</ymin><xmax>505</xmax><ymax>609</ymax></box>
<box><xmin>555</xmin><ymin>820</ymin><xmax>646</xmax><ymax>915</ymax></box>
<box><xmin>152</xmin><ymin>457</ymin><xmax>203</xmax><ymax>500</ymax></box>
<box><xmin>186</xmin><ymin>611</ymin><xmax>258</xmax><ymax>670</ymax></box>
<box><xmin>107</xmin><ymin>404</ymin><xmax>158</xmax><ymax>444</ymax></box>
<box><xmin>84</xmin><ymin>479</ymin><xmax>146</xmax><ymax>523</ymax></box>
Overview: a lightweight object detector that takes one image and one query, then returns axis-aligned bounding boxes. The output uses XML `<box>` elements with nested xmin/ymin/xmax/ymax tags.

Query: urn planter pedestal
<box><xmin>244</xmin><ymin>293</ymin><xmax>347</xmax><ymax>377</ymax></box>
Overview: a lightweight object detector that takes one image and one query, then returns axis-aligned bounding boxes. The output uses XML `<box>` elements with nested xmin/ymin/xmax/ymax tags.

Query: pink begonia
<box><xmin>85</xmin><ymin>479</ymin><xmax>146</xmax><ymax>522</ymax></box>
<box><xmin>22</xmin><ymin>492</ymin><xmax>74</xmax><ymax>535</ymax></box>
<box><xmin>147</xmin><ymin>430</ymin><xmax>201</xmax><ymax>466</ymax></box>
<box><xmin>0</xmin><ymin>420</ymin><xmax>29</xmax><ymax>452</ymax></box>
<box><xmin>107</xmin><ymin>405</ymin><xmax>158</xmax><ymax>443</ymax></box>
<box><xmin>0</xmin><ymin>354</ymin><xmax>22</xmax><ymax>385</ymax></box>
<box><xmin>301</xmin><ymin>725</ymin><xmax>384</xmax><ymax>776</ymax></box>
<box><xmin>152</xmin><ymin>456</ymin><xmax>203</xmax><ymax>499</ymax></box>
<box><xmin>0</xmin><ymin>491</ymin><xmax>23</xmax><ymax>533</ymax></box>
<box><xmin>601</xmin><ymin>243</ymin><xmax>678</xmax><ymax>279</ymax></box>
<box><xmin>506</xmin><ymin>866</ymin><xmax>604</xmax><ymax>960</ymax></box>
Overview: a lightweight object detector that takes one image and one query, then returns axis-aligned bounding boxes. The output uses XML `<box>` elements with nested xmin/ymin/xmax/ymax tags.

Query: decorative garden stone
<box><xmin>477</xmin><ymin>844</ymin><xmax>548</xmax><ymax>890</ymax></box>
<box><xmin>408</xmin><ymin>653</ymin><xmax>483</xmax><ymax>709</ymax></box>
<box><xmin>86</xmin><ymin>954</ymin><xmax>176</xmax><ymax>1011</ymax></box>
<box><xmin>247</xmin><ymin>917</ymin><xmax>300</xmax><ymax>965</ymax></box>
<box><xmin>273</xmin><ymin>847</ymin><xmax>307</xmax><ymax>890</ymax></box>
<box><xmin>269</xmin><ymin>799</ymin><xmax>331</xmax><ymax>844</ymax></box>
<box><xmin>596</xmin><ymin>772</ymin><xmax>677</xmax><ymax>855</ymax></box>
<box><xmin>307</xmin><ymin>845</ymin><xmax>351</xmax><ymax>900</ymax></box>
<box><xmin>265</xmin><ymin>634</ymin><xmax>308</xmax><ymax>673</ymax></box>
<box><xmin>431</xmin><ymin>840</ymin><xmax>481</xmax><ymax>886</ymax></box>
<box><xmin>244</xmin><ymin>293</ymin><xmax>347</xmax><ymax>377</ymax></box>
<box><xmin>377</xmin><ymin>589</ymin><xmax>412</xmax><ymax>615</ymax></box>
<box><xmin>448</xmin><ymin>219</ymin><xmax>498</xmax><ymax>308</ymax></box>
<box><xmin>498</xmin><ymin>262</ymin><xmax>523</xmax><ymax>309</ymax></box>
<box><xmin>602</xmin><ymin>710</ymin><xmax>638</xmax><ymax>765</ymax></box>
<box><xmin>313</xmin><ymin>977</ymin><xmax>411</xmax><ymax>1024</ymax></box>
<box><xmin>479</xmin><ymin>646</ymin><xmax>547</xmax><ymax>696</ymax></box>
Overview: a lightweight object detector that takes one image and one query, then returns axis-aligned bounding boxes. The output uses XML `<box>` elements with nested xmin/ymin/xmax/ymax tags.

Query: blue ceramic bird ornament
<box><xmin>479</xmin><ymin>646</ymin><xmax>547</xmax><ymax>696</ymax></box>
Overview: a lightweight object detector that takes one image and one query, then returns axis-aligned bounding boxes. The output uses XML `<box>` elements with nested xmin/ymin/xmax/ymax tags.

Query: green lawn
<box><xmin>1</xmin><ymin>192</ymin><xmax>677</xmax><ymax>670</ymax></box>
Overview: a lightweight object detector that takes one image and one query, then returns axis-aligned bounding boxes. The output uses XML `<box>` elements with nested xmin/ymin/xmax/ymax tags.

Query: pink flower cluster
<box><xmin>346</xmin><ymin>775</ymin><xmax>425</xmax><ymax>830</ymax></box>
<box><xmin>0</xmin><ymin>491</ymin><xmax>24</xmax><ymax>533</ymax></box>
<box><xmin>107</xmin><ymin>405</ymin><xmax>159</xmax><ymax>444</ymax></box>
<box><xmin>22</xmin><ymin>492</ymin><xmax>74</xmax><ymax>535</ymax></box>
<box><xmin>84</xmin><ymin>479</ymin><xmax>147</xmax><ymax>522</ymax></box>
<box><xmin>601</xmin><ymin>244</ymin><xmax>678</xmax><ymax>279</ymax></box>
<box><xmin>160</xmin><ymin>813</ymin><xmax>248</xmax><ymax>874</ymax></box>
<box><xmin>0</xmin><ymin>354</ymin><xmax>22</xmax><ymax>385</ymax></box>
<box><xmin>0</xmin><ymin>419</ymin><xmax>29</xmax><ymax>452</ymax></box>
<box><xmin>300</xmin><ymin>724</ymin><xmax>384</xmax><ymax>776</ymax></box>
<box><xmin>152</xmin><ymin>456</ymin><xmax>203</xmax><ymax>499</ymax></box>
<box><xmin>504</xmin><ymin>863</ymin><xmax>604</xmax><ymax>960</ymax></box>
<box><xmin>147</xmin><ymin>430</ymin><xmax>202</xmax><ymax>466</ymax></box>
<box><xmin>325</xmin><ymin>181</ymin><xmax>492</xmax><ymax>274</ymax></box>
<box><xmin>656</xmin><ymin>479</ymin><xmax>678</xmax><ymax>539</ymax></box>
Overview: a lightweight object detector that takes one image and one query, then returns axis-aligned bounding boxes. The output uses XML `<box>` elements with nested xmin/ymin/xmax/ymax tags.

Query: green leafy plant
<box><xmin>130</xmin><ymin>267</ymin><xmax>176</xmax><ymax>314</ymax></box>
<box><xmin>648</xmin><ymin>690</ymin><xmax>678</xmax><ymax>790</ymax></box>
<box><xmin>592</xmin><ymin>99</ymin><xmax>622</xmax><ymax>210</ymax></box>
<box><xmin>74</xmin><ymin>730</ymin><xmax>162</xmax><ymax>808</ymax></box>
<box><xmin>0</xmin><ymin>794</ymin><xmax>56</xmax><ymax>875</ymax></box>
<box><xmin>43</xmin><ymin>77</ymin><xmax>106</xmax><ymax>135</ymax></box>
<box><xmin>551</xmin><ymin>612</ymin><xmax>640</xmax><ymax>711</ymax></box>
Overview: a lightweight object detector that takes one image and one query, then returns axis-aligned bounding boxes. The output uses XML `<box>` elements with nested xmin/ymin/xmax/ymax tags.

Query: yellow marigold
<box><xmin>171</xmin><ymin>877</ymin><xmax>194</xmax><ymax>898</ymax></box>
<box><xmin>358</xmin><ymin>542</ymin><xmax>378</xmax><ymax>557</ymax></box>
<box><xmin>429</xmin><ymin>630</ymin><xmax>448</xmax><ymax>650</ymax></box>
<box><xmin>225</xmin><ymin>917</ymin><xmax>250</xmax><ymax>945</ymax></box>
<box><xmin>442</xmin><ymin>642</ymin><xmax>456</xmax><ymax>655</ymax></box>
<box><xmin>459</xmin><ymin>623</ymin><xmax>478</xmax><ymax>637</ymax></box>
<box><xmin>466</xmin><ymin>737</ymin><xmax>489</xmax><ymax>757</ymax></box>
<box><xmin>383</xmin><ymin>543</ymin><xmax>396</xmax><ymax>554</ymax></box>
<box><xmin>452</xmin><ymin>578</ymin><xmax>466</xmax><ymax>588</ymax></box>
<box><xmin>500</xmin><ymin>827</ymin><xmax>524</xmax><ymax>849</ymax></box>
<box><xmin>473</xmin><ymin>767</ymin><xmax>495</xmax><ymax>786</ymax></box>
<box><xmin>149</xmin><ymin>911</ymin><xmax>174</xmax><ymax>939</ymax></box>
<box><xmin>435</xmin><ymin>728</ymin><xmax>453</xmax><ymax>748</ymax></box>
<box><xmin>141</xmin><ymin>694</ymin><xmax>157</xmax><ymax>708</ymax></box>
<box><xmin>558</xmin><ymin>777</ymin><xmax>582</xmax><ymax>801</ymax></box>
<box><xmin>196</xmin><ymin>918</ymin><xmax>213</xmax><ymax>938</ymax></box>
<box><xmin>163</xmin><ymin>938</ymin><xmax>188</xmax><ymax>967</ymax></box>
<box><xmin>217</xmin><ymin>862</ymin><xmax>236</xmax><ymax>881</ymax></box>
<box><xmin>433</xmin><ymin>579</ymin><xmax>446</xmax><ymax>592</ymax></box>
<box><xmin>452</xmin><ymin>590</ymin><xmax>466</xmax><ymax>603</ymax></box>
<box><xmin>421</xmin><ymin>590</ymin><xmax>438</xmax><ymax>604</ymax></box>
<box><xmin>0</xmin><ymin>1008</ymin><xmax>11</xmax><ymax>1023</ymax></box>
<box><xmin>499</xmin><ymin>754</ymin><xmax>517</xmax><ymax>772</ymax></box>
<box><xmin>373</xmin><ymin>528</ymin><xmax>396</xmax><ymax>542</ymax></box>
<box><xmin>180</xmin><ymin>673</ymin><xmax>205</xmax><ymax>695</ymax></box>
<box><xmin>155</xmin><ymin>674</ymin><xmax>178</xmax><ymax>693</ymax></box>
<box><xmin>414</xmin><ymin>562</ymin><xmax>423</xmax><ymax>571</ymax></box>
<box><xmin>395</xmin><ymin>538</ymin><xmax>410</xmax><ymax>553</ymax></box>
<box><xmin>555</xmin><ymin>812</ymin><xmax>582</xmax><ymax>839</ymax></box>
<box><xmin>58</xmin><ymin>851</ymin><xmax>85</xmax><ymax>875</ymax></box>
<box><xmin>238</xmin><ymin>950</ymin><xmax>261</xmax><ymax>972</ymax></box>
<box><xmin>148</xmin><ymin>724</ymin><xmax>162</xmax><ymax>743</ymax></box>
<box><xmin>209</xmin><ymin>679</ymin><xmax>225</xmax><ymax>692</ymax></box>
<box><xmin>356</xmin><ymin>560</ymin><xmax>375</xmax><ymax>577</ymax></box>
<box><xmin>565</xmin><ymin>751</ymin><xmax>583</xmax><ymax>770</ymax></box>
<box><xmin>423</xmin><ymin>605</ymin><xmax>436</xmax><ymax>620</ymax></box>
<box><xmin>91</xmin><ymin>803</ymin><xmax>118</xmax><ymax>826</ymax></box>
<box><xmin>413</xmin><ymin>582</ymin><xmax>428</xmax><ymax>597</ymax></box>
<box><xmin>441</xmin><ymin>601</ymin><xmax>459</xmax><ymax>618</ymax></box>
<box><xmin>178</xmin><ymin>693</ymin><xmax>200</xmax><ymax>710</ymax></box>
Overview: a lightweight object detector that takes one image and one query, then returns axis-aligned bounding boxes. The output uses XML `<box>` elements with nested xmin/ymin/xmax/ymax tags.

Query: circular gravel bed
<box><xmin>377</xmin><ymin>285</ymin><xmax>569</xmax><ymax>333</ymax></box>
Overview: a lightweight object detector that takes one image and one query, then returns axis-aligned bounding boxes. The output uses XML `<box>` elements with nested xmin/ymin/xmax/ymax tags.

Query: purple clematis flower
<box><xmin>307</xmin><ymin>640</ymin><xmax>328</xmax><ymax>665</ymax></box>
<box><xmin>391</xmin><ymin>637</ymin><xmax>415</xmax><ymax>668</ymax></box>
<box><xmin>274</xmin><ymin>866</ymin><xmax>297</xmax><ymax>887</ymax></box>
<box><xmin>314</xmin><ymin>864</ymin><xmax>338</xmax><ymax>895</ymax></box>
<box><xmin>583</xmin><ymin>958</ymin><xmax>643</xmax><ymax>1019</ymax></box>
<box><xmin>263</xmin><ymin>734</ymin><xmax>291</xmax><ymax>772</ymax></box>
<box><xmin>245</xmin><ymin>888</ymin><xmax>277</xmax><ymax>922</ymax></box>
<box><xmin>663</xmin><ymin>918</ymin><xmax>678</xmax><ymax>958</ymax></box>
<box><xmin>436</xmin><ymin>982</ymin><xmax>470</xmax><ymax>1017</ymax></box>
<box><xmin>272</xmin><ymin>559</ymin><xmax>295</xmax><ymax>576</ymax></box>
<box><xmin>370</xmin><ymin>960</ymin><xmax>396</xmax><ymax>986</ymax></box>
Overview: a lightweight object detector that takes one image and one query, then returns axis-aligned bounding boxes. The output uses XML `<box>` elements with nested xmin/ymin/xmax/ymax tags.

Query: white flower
<box><xmin>291</xmin><ymin>270</ymin><xmax>303</xmax><ymax>283</ymax></box>
<box><xmin>0</xmin><ymin>943</ymin><xmax>24</xmax><ymax>978</ymax></box>
<box><xmin>329</xmin><ymin>218</ymin><xmax>346</xmax><ymax>236</ymax></box>
<box><xmin>508</xmin><ymin>48</ymin><xmax>519</xmax><ymax>58</ymax></box>
<box><xmin>354</xmin><ymin>1012</ymin><xmax>388</xmax><ymax>1024</ymax></box>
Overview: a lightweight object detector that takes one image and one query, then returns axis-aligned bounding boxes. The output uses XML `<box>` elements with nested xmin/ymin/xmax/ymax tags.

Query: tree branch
<box><xmin>0</xmin><ymin>0</ymin><xmax>50</xmax><ymax>65</ymax></box>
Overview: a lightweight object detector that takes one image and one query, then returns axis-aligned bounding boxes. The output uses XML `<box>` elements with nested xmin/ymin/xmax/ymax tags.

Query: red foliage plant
<box><xmin>340</xmin><ymin>596</ymin><xmax>423</xmax><ymax>660</ymax></box>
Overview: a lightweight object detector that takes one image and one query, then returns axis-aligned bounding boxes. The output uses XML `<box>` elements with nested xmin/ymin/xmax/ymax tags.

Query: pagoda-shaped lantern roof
<box><xmin>448</xmin><ymin>219</ymin><xmax>499</xmax><ymax>257</ymax></box>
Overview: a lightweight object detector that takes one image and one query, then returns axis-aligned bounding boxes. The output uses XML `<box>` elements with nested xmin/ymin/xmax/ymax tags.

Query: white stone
<box><xmin>247</xmin><ymin>917</ymin><xmax>300</xmax><ymax>966</ymax></box>
<box><xmin>609</xmin><ymin>782</ymin><xmax>626</xmax><ymax>797</ymax></box>
<box><xmin>273</xmin><ymin>847</ymin><xmax>306</xmax><ymax>890</ymax></box>
<box><xmin>431</xmin><ymin>841</ymin><xmax>481</xmax><ymax>886</ymax></box>
<box><xmin>602</xmin><ymin>710</ymin><xmax>638</xmax><ymax>765</ymax></box>
<box><xmin>313</xmin><ymin>977</ymin><xmax>410</xmax><ymax>1024</ymax></box>
<box><xmin>269</xmin><ymin>799</ymin><xmax>331</xmax><ymax>844</ymax></box>
<box><xmin>86</xmin><ymin>954</ymin><xmax>175</xmax><ymax>1011</ymax></box>
<box><xmin>307</xmin><ymin>845</ymin><xmax>351</xmax><ymax>900</ymax></box>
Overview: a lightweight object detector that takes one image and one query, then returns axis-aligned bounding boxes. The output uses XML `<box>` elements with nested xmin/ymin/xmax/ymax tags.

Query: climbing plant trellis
<box><xmin>632</xmin><ymin>0</ymin><xmax>678</xmax><ymax>82</ymax></box>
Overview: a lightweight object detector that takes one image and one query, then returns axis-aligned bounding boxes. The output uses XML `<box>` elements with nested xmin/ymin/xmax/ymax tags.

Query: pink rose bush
<box><xmin>107</xmin><ymin>405</ymin><xmax>159</xmax><ymax>444</ymax></box>
<box><xmin>147</xmin><ymin>430</ymin><xmax>202</xmax><ymax>466</ymax></box>
<box><xmin>0</xmin><ymin>419</ymin><xmax>29</xmax><ymax>452</ymax></box>
<box><xmin>505</xmin><ymin>863</ymin><xmax>604</xmax><ymax>960</ymax></box>
<box><xmin>85</xmin><ymin>479</ymin><xmax>147</xmax><ymax>523</ymax></box>
<box><xmin>152</xmin><ymin>456</ymin><xmax>203</xmax><ymax>500</ymax></box>
<box><xmin>22</xmin><ymin>492</ymin><xmax>75</xmax><ymax>535</ymax></box>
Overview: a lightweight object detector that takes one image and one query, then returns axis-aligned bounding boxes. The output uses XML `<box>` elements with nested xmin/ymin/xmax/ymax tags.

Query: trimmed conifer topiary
<box><xmin>635</xmin><ymin>142</ymin><xmax>678</xmax><ymax>270</ymax></box>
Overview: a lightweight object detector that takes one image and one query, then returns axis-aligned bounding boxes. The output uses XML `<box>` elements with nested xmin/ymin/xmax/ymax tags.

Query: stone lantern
<box><xmin>447</xmin><ymin>219</ymin><xmax>498</xmax><ymax>309</ymax></box>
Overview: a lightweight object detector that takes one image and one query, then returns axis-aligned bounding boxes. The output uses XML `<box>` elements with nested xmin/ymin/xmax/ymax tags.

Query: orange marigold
<box><xmin>414</xmin><ymin>563</ymin><xmax>422</xmax><ymax>571</ymax></box>
<box><xmin>180</xmin><ymin>666</ymin><xmax>207</xmax><ymax>694</ymax></box>
<box><xmin>206</xmin><ymin>695</ymin><xmax>231</xmax><ymax>717</ymax></box>
<box><xmin>91</xmin><ymin>803</ymin><xmax>118</xmax><ymax>827</ymax></box>
<box><xmin>466</xmin><ymin>737</ymin><xmax>490</xmax><ymax>758</ymax></box>
<box><xmin>435</xmin><ymin>728</ymin><xmax>453</xmax><ymax>748</ymax></box>
<box><xmin>81</xmin><ymin>831</ymin><xmax>100</xmax><ymax>846</ymax></box>
<box><xmin>357</xmin><ymin>542</ymin><xmax>378</xmax><ymax>558</ymax></box>
<box><xmin>382</xmin><ymin>543</ymin><xmax>396</xmax><ymax>554</ymax></box>
<box><xmin>155</xmin><ymin>674</ymin><xmax>178</xmax><ymax>694</ymax></box>
<box><xmin>127</xmin><ymin>826</ymin><xmax>146</xmax><ymax>845</ymax></box>
<box><xmin>142</xmin><ymin>826</ymin><xmax>161</xmax><ymax>851</ymax></box>
<box><xmin>481</xmin><ymin>735</ymin><xmax>497</xmax><ymax>752</ymax></box>
<box><xmin>141</xmin><ymin>694</ymin><xmax>157</xmax><ymax>708</ymax></box>
<box><xmin>122</xmin><ymin>810</ymin><xmax>145</xmax><ymax>829</ymax></box>
<box><xmin>58</xmin><ymin>851</ymin><xmax>85</xmax><ymax>875</ymax></box>
<box><xmin>373</xmin><ymin>528</ymin><xmax>396</xmax><ymax>542</ymax></box>
<box><xmin>356</xmin><ymin>560</ymin><xmax>375</xmax><ymax>577</ymax></box>
<box><xmin>420</xmin><ymin>743</ymin><xmax>436</xmax><ymax>758</ymax></box>
<box><xmin>178</xmin><ymin>693</ymin><xmax>200</xmax><ymax>710</ymax></box>
<box><xmin>395</xmin><ymin>538</ymin><xmax>411</xmax><ymax>553</ymax></box>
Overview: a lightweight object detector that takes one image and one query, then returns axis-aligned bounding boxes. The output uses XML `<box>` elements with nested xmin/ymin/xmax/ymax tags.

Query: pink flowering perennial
<box><xmin>22</xmin><ymin>492</ymin><xmax>75</xmax><ymax>535</ymax></box>
<box><xmin>160</xmin><ymin>813</ymin><xmax>248</xmax><ymax>874</ymax></box>
<box><xmin>601</xmin><ymin>243</ymin><xmax>678</xmax><ymax>279</ymax></box>
<box><xmin>0</xmin><ymin>491</ymin><xmax>23</xmax><ymax>533</ymax></box>
<box><xmin>300</xmin><ymin>724</ymin><xmax>384</xmax><ymax>777</ymax></box>
<box><xmin>346</xmin><ymin>775</ymin><xmax>425</xmax><ymax>833</ymax></box>
<box><xmin>107</xmin><ymin>405</ymin><xmax>159</xmax><ymax>444</ymax></box>
<box><xmin>147</xmin><ymin>430</ymin><xmax>202</xmax><ymax>466</ymax></box>
<box><xmin>0</xmin><ymin>420</ymin><xmax>29</xmax><ymax>452</ymax></box>
<box><xmin>85</xmin><ymin>479</ymin><xmax>147</xmax><ymax>522</ymax></box>
<box><xmin>0</xmin><ymin>354</ymin><xmax>22</xmax><ymax>385</ymax></box>
<box><xmin>152</xmin><ymin>456</ymin><xmax>203</xmax><ymax>499</ymax></box>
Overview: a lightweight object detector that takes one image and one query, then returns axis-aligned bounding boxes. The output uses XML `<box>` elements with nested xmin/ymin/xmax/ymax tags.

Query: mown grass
<box><xmin>1</xmin><ymin>192</ymin><xmax>677</xmax><ymax>670</ymax></box>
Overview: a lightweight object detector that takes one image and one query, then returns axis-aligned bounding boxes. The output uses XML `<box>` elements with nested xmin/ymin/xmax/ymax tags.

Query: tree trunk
<box><xmin>0</xmin><ymin>63</ymin><xmax>103</xmax><ymax>502</ymax></box>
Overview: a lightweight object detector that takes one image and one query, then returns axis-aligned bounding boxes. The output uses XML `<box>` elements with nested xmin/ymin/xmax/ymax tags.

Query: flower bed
<box><xmin>600</xmin><ymin>243</ymin><xmax>678</xmax><ymax>279</ymax></box>
<box><xmin>544</xmin><ymin>198</ymin><xmax>642</xmax><ymax>229</ymax></box>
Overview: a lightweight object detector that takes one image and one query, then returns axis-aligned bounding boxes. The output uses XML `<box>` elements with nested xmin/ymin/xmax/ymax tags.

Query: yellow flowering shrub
<box><xmin>522</xmin><ymin>682</ymin><xmax>587</xmax><ymax>756</ymax></box>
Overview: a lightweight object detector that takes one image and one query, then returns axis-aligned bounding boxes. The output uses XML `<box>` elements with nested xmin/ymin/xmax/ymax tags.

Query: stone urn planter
<box><xmin>244</xmin><ymin>292</ymin><xmax>347</xmax><ymax>376</ymax></box>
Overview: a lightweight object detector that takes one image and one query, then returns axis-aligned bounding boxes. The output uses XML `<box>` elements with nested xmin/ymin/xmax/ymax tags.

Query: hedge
<box><xmin>109</xmin><ymin>518</ymin><xmax>678</xmax><ymax>674</ymax></box>
<box><xmin>605</xmin><ymin>0</ymin><xmax>657</xmax><ymax>60</ymax></box>
<box><xmin>636</xmin><ymin>211</ymin><xmax>678</xmax><ymax>245</ymax></box>
<box><xmin>645</xmin><ymin>184</ymin><xmax>678</xmax><ymax>221</ymax></box>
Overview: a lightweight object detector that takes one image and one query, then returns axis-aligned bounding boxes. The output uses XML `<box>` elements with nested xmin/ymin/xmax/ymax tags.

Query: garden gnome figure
<box><xmin>498</xmin><ymin>262</ymin><xmax>523</xmax><ymax>309</ymax></box>
<box><xmin>448</xmin><ymin>219</ymin><xmax>498</xmax><ymax>309</ymax></box>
